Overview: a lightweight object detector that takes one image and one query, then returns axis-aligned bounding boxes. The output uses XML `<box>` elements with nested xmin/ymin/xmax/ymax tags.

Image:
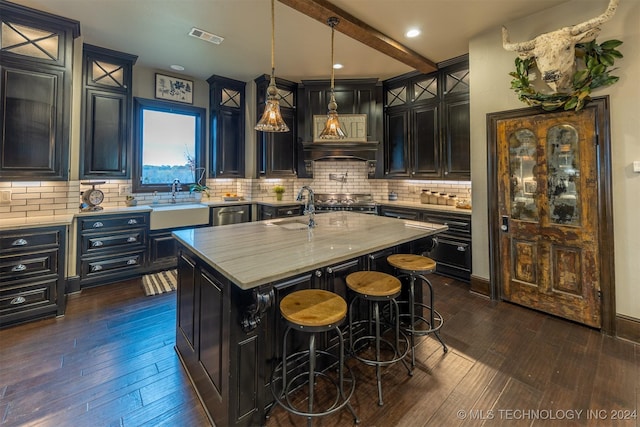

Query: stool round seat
<box><xmin>280</xmin><ymin>289</ymin><xmax>347</xmax><ymax>328</ymax></box>
<box><xmin>346</xmin><ymin>271</ymin><xmax>401</xmax><ymax>297</ymax></box>
<box><xmin>387</xmin><ymin>254</ymin><xmax>436</xmax><ymax>273</ymax></box>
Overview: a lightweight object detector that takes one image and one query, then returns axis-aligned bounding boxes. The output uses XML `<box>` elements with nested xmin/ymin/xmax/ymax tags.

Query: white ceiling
<box><xmin>10</xmin><ymin>0</ymin><xmax>572</xmax><ymax>82</ymax></box>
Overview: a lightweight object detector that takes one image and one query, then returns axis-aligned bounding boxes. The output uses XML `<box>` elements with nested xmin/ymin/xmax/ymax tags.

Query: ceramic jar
<box><xmin>420</xmin><ymin>189</ymin><xmax>430</xmax><ymax>204</ymax></box>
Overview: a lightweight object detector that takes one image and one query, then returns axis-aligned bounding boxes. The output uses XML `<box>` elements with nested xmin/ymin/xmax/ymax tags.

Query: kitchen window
<box><xmin>132</xmin><ymin>97</ymin><xmax>206</xmax><ymax>194</ymax></box>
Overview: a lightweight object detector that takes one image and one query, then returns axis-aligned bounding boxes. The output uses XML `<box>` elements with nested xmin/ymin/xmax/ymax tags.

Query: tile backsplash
<box><xmin>0</xmin><ymin>161</ymin><xmax>471</xmax><ymax>217</ymax></box>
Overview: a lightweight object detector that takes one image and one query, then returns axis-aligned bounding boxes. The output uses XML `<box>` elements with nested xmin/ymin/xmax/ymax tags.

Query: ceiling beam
<box><xmin>278</xmin><ymin>0</ymin><xmax>438</xmax><ymax>74</ymax></box>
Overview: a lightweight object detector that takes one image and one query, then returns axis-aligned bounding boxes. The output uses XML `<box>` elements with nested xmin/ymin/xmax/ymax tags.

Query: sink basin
<box><xmin>149</xmin><ymin>203</ymin><xmax>210</xmax><ymax>230</ymax></box>
<box><xmin>266</xmin><ymin>217</ymin><xmax>311</xmax><ymax>230</ymax></box>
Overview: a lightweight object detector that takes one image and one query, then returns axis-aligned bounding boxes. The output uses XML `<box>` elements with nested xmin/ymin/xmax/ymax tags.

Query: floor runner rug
<box><xmin>142</xmin><ymin>269</ymin><xmax>177</xmax><ymax>296</ymax></box>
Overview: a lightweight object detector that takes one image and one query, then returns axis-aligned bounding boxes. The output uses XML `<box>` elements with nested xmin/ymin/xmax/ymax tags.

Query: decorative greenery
<box><xmin>189</xmin><ymin>183</ymin><xmax>210</xmax><ymax>196</ymax></box>
<box><xmin>273</xmin><ymin>185</ymin><xmax>285</xmax><ymax>194</ymax></box>
<box><xmin>508</xmin><ymin>39</ymin><xmax>623</xmax><ymax>111</ymax></box>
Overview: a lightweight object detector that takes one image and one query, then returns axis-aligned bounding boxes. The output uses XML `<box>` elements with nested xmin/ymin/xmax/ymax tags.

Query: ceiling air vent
<box><xmin>188</xmin><ymin>27</ymin><xmax>224</xmax><ymax>45</ymax></box>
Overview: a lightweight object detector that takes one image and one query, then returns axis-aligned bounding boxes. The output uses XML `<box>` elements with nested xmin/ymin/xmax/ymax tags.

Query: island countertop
<box><xmin>172</xmin><ymin>211</ymin><xmax>447</xmax><ymax>290</ymax></box>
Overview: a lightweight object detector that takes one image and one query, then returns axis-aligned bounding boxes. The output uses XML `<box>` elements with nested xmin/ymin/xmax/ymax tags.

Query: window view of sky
<box><xmin>142</xmin><ymin>110</ymin><xmax>196</xmax><ymax>167</ymax></box>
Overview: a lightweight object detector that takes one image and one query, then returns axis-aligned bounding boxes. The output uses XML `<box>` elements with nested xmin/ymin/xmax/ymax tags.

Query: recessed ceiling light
<box><xmin>170</xmin><ymin>65</ymin><xmax>185</xmax><ymax>71</ymax></box>
<box><xmin>406</xmin><ymin>28</ymin><xmax>421</xmax><ymax>38</ymax></box>
<box><xmin>333</xmin><ymin>63</ymin><xmax>343</xmax><ymax>69</ymax></box>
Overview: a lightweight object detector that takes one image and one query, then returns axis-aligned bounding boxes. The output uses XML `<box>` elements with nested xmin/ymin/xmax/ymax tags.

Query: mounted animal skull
<box><xmin>502</xmin><ymin>0</ymin><xmax>619</xmax><ymax>93</ymax></box>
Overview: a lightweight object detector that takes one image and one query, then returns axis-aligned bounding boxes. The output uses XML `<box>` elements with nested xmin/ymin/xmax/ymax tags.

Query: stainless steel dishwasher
<box><xmin>212</xmin><ymin>205</ymin><xmax>251</xmax><ymax>226</ymax></box>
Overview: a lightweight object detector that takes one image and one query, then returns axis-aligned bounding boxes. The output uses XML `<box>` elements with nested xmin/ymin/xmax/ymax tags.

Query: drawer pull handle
<box><xmin>286</xmin><ymin>210</ymin><xmax>292</xmax><ymax>215</ymax></box>
<box><xmin>92</xmin><ymin>241</ymin><xmax>104</xmax><ymax>247</ymax></box>
<box><xmin>91</xmin><ymin>265</ymin><xmax>103</xmax><ymax>272</ymax></box>
<box><xmin>12</xmin><ymin>238</ymin><xmax>28</xmax><ymax>246</ymax></box>
<box><xmin>127</xmin><ymin>237</ymin><xmax>137</xmax><ymax>243</ymax></box>
<box><xmin>457</xmin><ymin>246</ymin><xmax>466</xmax><ymax>252</ymax></box>
<box><xmin>10</xmin><ymin>296</ymin><xmax>26</xmax><ymax>305</ymax></box>
<box><xmin>92</xmin><ymin>222</ymin><xmax>104</xmax><ymax>228</ymax></box>
<box><xmin>128</xmin><ymin>219</ymin><xmax>138</xmax><ymax>225</ymax></box>
<box><xmin>326</xmin><ymin>267</ymin><xmax>333</xmax><ymax>274</ymax></box>
<box><xmin>11</xmin><ymin>264</ymin><xmax>27</xmax><ymax>272</ymax></box>
<box><xmin>127</xmin><ymin>258</ymin><xmax>137</xmax><ymax>265</ymax></box>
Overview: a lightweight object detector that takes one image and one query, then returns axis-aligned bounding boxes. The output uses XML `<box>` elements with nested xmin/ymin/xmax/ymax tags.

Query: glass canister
<box><xmin>429</xmin><ymin>191</ymin><xmax>439</xmax><ymax>204</ymax></box>
<box><xmin>447</xmin><ymin>194</ymin><xmax>458</xmax><ymax>206</ymax></box>
<box><xmin>420</xmin><ymin>189</ymin><xmax>430</xmax><ymax>204</ymax></box>
<box><xmin>438</xmin><ymin>192</ymin><xmax>448</xmax><ymax>205</ymax></box>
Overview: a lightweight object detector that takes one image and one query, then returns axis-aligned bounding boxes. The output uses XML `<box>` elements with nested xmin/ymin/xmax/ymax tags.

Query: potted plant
<box><xmin>273</xmin><ymin>184</ymin><xmax>285</xmax><ymax>201</ymax></box>
<box><xmin>125</xmin><ymin>195</ymin><xmax>137</xmax><ymax>207</ymax></box>
<box><xmin>189</xmin><ymin>183</ymin><xmax>210</xmax><ymax>201</ymax></box>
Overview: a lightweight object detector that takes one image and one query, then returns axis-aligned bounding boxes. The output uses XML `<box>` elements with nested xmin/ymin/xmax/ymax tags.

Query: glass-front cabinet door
<box><xmin>0</xmin><ymin>3</ymin><xmax>79</xmax><ymax>180</ymax></box>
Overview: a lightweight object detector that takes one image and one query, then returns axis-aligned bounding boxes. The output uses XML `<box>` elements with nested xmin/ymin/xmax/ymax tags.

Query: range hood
<box><xmin>302</xmin><ymin>141</ymin><xmax>379</xmax><ymax>162</ymax></box>
<box><xmin>302</xmin><ymin>141</ymin><xmax>379</xmax><ymax>178</ymax></box>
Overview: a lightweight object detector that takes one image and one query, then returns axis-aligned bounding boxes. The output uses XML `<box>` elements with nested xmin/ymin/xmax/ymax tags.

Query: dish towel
<box><xmin>142</xmin><ymin>269</ymin><xmax>177</xmax><ymax>296</ymax></box>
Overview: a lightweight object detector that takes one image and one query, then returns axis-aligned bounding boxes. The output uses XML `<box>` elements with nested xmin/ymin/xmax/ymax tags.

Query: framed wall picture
<box><xmin>155</xmin><ymin>73</ymin><xmax>193</xmax><ymax>104</ymax></box>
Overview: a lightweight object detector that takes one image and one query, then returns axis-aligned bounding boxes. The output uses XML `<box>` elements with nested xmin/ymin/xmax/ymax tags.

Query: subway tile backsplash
<box><xmin>0</xmin><ymin>161</ymin><xmax>471</xmax><ymax>217</ymax></box>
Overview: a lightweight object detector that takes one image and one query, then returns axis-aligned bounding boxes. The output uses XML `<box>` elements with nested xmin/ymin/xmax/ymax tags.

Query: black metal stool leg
<box><xmin>373</xmin><ymin>301</ymin><xmax>384</xmax><ymax>406</ymax></box>
<box><xmin>337</xmin><ymin>326</ymin><xmax>360</xmax><ymax>424</ymax></box>
<box><xmin>307</xmin><ymin>333</ymin><xmax>316</xmax><ymax>427</ymax></box>
<box><xmin>419</xmin><ymin>274</ymin><xmax>448</xmax><ymax>353</ymax></box>
<box><xmin>408</xmin><ymin>274</ymin><xmax>417</xmax><ymax>367</ymax></box>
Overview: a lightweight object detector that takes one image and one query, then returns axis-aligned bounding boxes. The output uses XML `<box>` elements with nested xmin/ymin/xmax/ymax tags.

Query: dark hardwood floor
<box><xmin>1</xmin><ymin>276</ymin><xmax>637</xmax><ymax>427</ymax></box>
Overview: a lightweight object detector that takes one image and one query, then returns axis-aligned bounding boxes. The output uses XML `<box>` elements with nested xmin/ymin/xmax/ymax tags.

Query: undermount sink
<box><xmin>265</xmin><ymin>217</ymin><xmax>311</xmax><ymax>230</ymax></box>
<box><xmin>149</xmin><ymin>203</ymin><xmax>210</xmax><ymax>230</ymax></box>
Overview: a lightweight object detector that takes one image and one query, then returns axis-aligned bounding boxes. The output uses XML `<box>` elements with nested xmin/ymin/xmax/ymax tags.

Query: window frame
<box><xmin>132</xmin><ymin>97</ymin><xmax>206</xmax><ymax>194</ymax></box>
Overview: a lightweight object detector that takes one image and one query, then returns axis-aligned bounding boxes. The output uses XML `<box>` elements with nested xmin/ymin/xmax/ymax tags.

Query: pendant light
<box><xmin>319</xmin><ymin>17</ymin><xmax>346</xmax><ymax>140</ymax></box>
<box><xmin>255</xmin><ymin>0</ymin><xmax>289</xmax><ymax>132</ymax></box>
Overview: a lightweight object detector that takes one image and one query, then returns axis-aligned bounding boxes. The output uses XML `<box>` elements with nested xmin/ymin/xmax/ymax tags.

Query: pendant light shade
<box><xmin>255</xmin><ymin>0</ymin><xmax>289</xmax><ymax>132</ymax></box>
<box><xmin>319</xmin><ymin>17</ymin><xmax>346</xmax><ymax>140</ymax></box>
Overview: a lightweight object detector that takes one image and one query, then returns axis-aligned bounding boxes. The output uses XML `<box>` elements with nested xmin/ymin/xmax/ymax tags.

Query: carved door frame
<box><xmin>487</xmin><ymin>96</ymin><xmax>616</xmax><ymax>334</ymax></box>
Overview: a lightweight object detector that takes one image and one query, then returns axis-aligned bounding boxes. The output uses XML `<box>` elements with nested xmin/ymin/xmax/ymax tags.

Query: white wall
<box><xmin>469</xmin><ymin>0</ymin><xmax>640</xmax><ymax>319</ymax></box>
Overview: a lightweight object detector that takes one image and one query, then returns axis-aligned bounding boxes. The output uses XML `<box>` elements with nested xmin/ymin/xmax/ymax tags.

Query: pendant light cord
<box><xmin>330</xmin><ymin>21</ymin><xmax>335</xmax><ymax>91</ymax></box>
<box><xmin>270</xmin><ymin>0</ymin><xmax>275</xmax><ymax>78</ymax></box>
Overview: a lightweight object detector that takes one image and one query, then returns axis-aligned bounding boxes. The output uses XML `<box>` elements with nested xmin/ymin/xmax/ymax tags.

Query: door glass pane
<box><xmin>547</xmin><ymin>125</ymin><xmax>580</xmax><ymax>225</ymax></box>
<box><xmin>509</xmin><ymin>128</ymin><xmax>538</xmax><ymax>221</ymax></box>
<box><xmin>413</xmin><ymin>77</ymin><xmax>437</xmax><ymax>102</ymax></box>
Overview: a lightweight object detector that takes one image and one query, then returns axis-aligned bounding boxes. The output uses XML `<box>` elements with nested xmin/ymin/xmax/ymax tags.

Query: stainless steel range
<box><xmin>314</xmin><ymin>193</ymin><xmax>378</xmax><ymax>214</ymax></box>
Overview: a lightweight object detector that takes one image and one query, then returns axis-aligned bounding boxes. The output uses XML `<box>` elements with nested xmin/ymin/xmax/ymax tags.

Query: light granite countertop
<box><xmin>172</xmin><ymin>211</ymin><xmax>448</xmax><ymax>290</ymax></box>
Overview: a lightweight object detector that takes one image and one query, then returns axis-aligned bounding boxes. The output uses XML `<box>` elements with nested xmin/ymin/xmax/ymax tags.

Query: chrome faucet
<box><xmin>296</xmin><ymin>185</ymin><xmax>316</xmax><ymax>228</ymax></box>
<box><xmin>170</xmin><ymin>179</ymin><xmax>181</xmax><ymax>203</ymax></box>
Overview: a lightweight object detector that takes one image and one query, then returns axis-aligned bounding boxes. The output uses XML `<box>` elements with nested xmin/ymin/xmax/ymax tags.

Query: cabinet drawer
<box><xmin>78</xmin><ymin>214</ymin><xmax>147</xmax><ymax>231</ymax></box>
<box><xmin>0</xmin><ymin>279</ymin><xmax>56</xmax><ymax>316</ymax></box>
<box><xmin>421</xmin><ymin>212</ymin><xmax>471</xmax><ymax>235</ymax></box>
<box><xmin>0</xmin><ymin>249</ymin><xmax>58</xmax><ymax>282</ymax></box>
<box><xmin>427</xmin><ymin>236</ymin><xmax>471</xmax><ymax>272</ymax></box>
<box><xmin>0</xmin><ymin>229</ymin><xmax>61</xmax><ymax>252</ymax></box>
<box><xmin>80</xmin><ymin>229</ymin><xmax>146</xmax><ymax>255</ymax></box>
<box><xmin>79</xmin><ymin>250</ymin><xmax>145</xmax><ymax>281</ymax></box>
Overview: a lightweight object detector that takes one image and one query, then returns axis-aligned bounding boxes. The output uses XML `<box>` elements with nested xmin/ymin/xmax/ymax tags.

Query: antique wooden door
<box><xmin>496</xmin><ymin>107</ymin><xmax>601</xmax><ymax>327</ymax></box>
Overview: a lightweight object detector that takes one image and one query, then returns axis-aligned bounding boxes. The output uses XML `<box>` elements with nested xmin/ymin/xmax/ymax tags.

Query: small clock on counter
<box><xmin>80</xmin><ymin>181</ymin><xmax>105</xmax><ymax>211</ymax></box>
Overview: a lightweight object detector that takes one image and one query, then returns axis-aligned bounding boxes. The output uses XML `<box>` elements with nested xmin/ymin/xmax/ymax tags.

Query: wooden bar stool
<box><xmin>346</xmin><ymin>271</ymin><xmax>411</xmax><ymax>406</ymax></box>
<box><xmin>271</xmin><ymin>289</ymin><xmax>359</xmax><ymax>426</ymax></box>
<box><xmin>387</xmin><ymin>254</ymin><xmax>447</xmax><ymax>368</ymax></box>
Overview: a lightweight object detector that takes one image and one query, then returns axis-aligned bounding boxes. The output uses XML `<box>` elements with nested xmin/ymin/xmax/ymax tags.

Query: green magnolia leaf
<box><xmin>564</xmin><ymin>97</ymin><xmax>578</xmax><ymax>110</ymax></box>
<box><xmin>600</xmin><ymin>53</ymin><xmax>615</xmax><ymax>66</ymax></box>
<box><xmin>573</xmin><ymin>69</ymin><xmax>590</xmax><ymax>86</ymax></box>
<box><xmin>600</xmin><ymin>39</ymin><xmax>623</xmax><ymax>49</ymax></box>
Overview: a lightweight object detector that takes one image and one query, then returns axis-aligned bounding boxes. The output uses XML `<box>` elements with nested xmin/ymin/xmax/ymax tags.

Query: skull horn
<box><xmin>502</xmin><ymin>26</ymin><xmax>535</xmax><ymax>53</ymax></box>
<box><xmin>570</xmin><ymin>0</ymin><xmax>619</xmax><ymax>36</ymax></box>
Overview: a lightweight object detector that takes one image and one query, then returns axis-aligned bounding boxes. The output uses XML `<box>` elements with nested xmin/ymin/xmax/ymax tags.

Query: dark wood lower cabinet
<box><xmin>174</xmin><ymin>239</ymin><xmax>421</xmax><ymax>427</ymax></box>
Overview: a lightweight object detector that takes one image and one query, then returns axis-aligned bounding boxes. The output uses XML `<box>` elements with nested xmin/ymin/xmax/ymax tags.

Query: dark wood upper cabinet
<box><xmin>255</xmin><ymin>75</ymin><xmax>297</xmax><ymax>177</ymax></box>
<box><xmin>208</xmin><ymin>75</ymin><xmax>245</xmax><ymax>178</ymax></box>
<box><xmin>298</xmin><ymin>78</ymin><xmax>382</xmax><ymax>142</ymax></box>
<box><xmin>383</xmin><ymin>54</ymin><xmax>470</xmax><ymax>180</ymax></box>
<box><xmin>0</xmin><ymin>2</ymin><xmax>80</xmax><ymax>181</ymax></box>
<box><xmin>80</xmin><ymin>44</ymin><xmax>137</xmax><ymax>179</ymax></box>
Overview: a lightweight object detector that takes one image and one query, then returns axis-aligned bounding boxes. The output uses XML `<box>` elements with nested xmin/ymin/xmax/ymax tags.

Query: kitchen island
<box><xmin>172</xmin><ymin>212</ymin><xmax>447</xmax><ymax>427</ymax></box>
